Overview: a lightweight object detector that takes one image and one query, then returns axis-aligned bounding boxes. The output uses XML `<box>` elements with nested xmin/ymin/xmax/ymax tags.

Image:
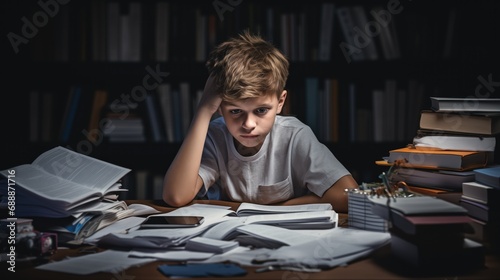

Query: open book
<box><xmin>0</xmin><ymin>146</ymin><xmax>131</xmax><ymax>217</ymax></box>
<box><xmin>200</xmin><ymin>203</ymin><xmax>338</xmax><ymax>242</ymax></box>
<box><xmin>233</xmin><ymin>202</ymin><xmax>333</xmax><ymax>216</ymax></box>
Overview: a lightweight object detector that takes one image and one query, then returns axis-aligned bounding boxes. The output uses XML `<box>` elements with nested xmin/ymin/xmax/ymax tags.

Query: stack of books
<box><xmin>378</xmin><ymin>97</ymin><xmax>500</xmax><ymax>201</ymax></box>
<box><xmin>0</xmin><ymin>146</ymin><xmax>131</xmax><ymax>218</ymax></box>
<box><xmin>368</xmin><ymin>195</ymin><xmax>484</xmax><ymax>270</ymax></box>
<box><xmin>460</xmin><ymin>165</ymin><xmax>500</xmax><ymax>253</ymax></box>
<box><xmin>0</xmin><ymin>146</ymin><xmax>157</xmax><ymax>245</ymax></box>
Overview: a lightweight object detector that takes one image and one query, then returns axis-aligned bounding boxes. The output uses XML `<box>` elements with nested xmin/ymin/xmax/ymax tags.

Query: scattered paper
<box><xmin>36</xmin><ymin>250</ymin><xmax>155</xmax><ymax>275</ymax></box>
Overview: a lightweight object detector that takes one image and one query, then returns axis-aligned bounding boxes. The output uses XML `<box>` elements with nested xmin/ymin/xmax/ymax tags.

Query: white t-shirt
<box><xmin>198</xmin><ymin>115</ymin><xmax>351</xmax><ymax>204</ymax></box>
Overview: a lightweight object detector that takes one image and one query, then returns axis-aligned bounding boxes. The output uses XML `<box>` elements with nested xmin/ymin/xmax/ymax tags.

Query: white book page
<box><xmin>236</xmin><ymin>224</ymin><xmax>314</xmax><ymax>246</ymax></box>
<box><xmin>236</xmin><ymin>202</ymin><xmax>332</xmax><ymax>216</ymax></box>
<box><xmin>129</xmin><ymin>250</ymin><xmax>214</xmax><ymax>261</ymax></box>
<box><xmin>201</xmin><ymin>217</ymin><xmax>247</xmax><ymax>240</ymax></box>
<box><xmin>258</xmin><ymin>227</ymin><xmax>391</xmax><ymax>263</ymax></box>
<box><xmin>31</xmin><ymin>146</ymin><xmax>130</xmax><ymax>192</ymax></box>
<box><xmin>6</xmin><ymin>164</ymin><xmax>99</xmax><ymax>205</ymax></box>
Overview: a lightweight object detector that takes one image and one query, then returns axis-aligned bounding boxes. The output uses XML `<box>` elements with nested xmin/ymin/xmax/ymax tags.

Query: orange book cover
<box><xmin>388</xmin><ymin>146</ymin><xmax>489</xmax><ymax>171</ymax></box>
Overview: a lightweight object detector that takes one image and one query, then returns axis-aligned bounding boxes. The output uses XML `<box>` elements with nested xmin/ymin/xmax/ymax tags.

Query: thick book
<box><xmin>430</xmin><ymin>97</ymin><xmax>500</xmax><ymax>113</ymax></box>
<box><xmin>459</xmin><ymin>197</ymin><xmax>498</xmax><ymax>223</ymax></box>
<box><xmin>473</xmin><ymin>165</ymin><xmax>500</xmax><ymax>189</ymax></box>
<box><xmin>388</xmin><ymin>146</ymin><xmax>490</xmax><ymax>171</ymax></box>
<box><xmin>419</xmin><ymin>110</ymin><xmax>500</xmax><ymax>135</ymax></box>
<box><xmin>465</xmin><ymin>217</ymin><xmax>499</xmax><ymax>251</ymax></box>
<box><xmin>407</xmin><ymin>186</ymin><xmax>462</xmax><ymax>205</ymax></box>
<box><xmin>368</xmin><ymin>196</ymin><xmax>468</xmax><ymax>217</ymax></box>
<box><xmin>368</xmin><ymin>196</ymin><xmax>471</xmax><ymax>236</ymax></box>
<box><xmin>391</xmin><ymin>167</ymin><xmax>475</xmax><ymax>191</ymax></box>
<box><xmin>387</xmin><ymin>210</ymin><xmax>472</xmax><ymax>236</ymax></box>
<box><xmin>462</xmin><ymin>181</ymin><xmax>500</xmax><ymax>205</ymax></box>
<box><xmin>413</xmin><ymin>132</ymin><xmax>496</xmax><ymax>152</ymax></box>
<box><xmin>0</xmin><ymin>146</ymin><xmax>131</xmax><ymax>217</ymax></box>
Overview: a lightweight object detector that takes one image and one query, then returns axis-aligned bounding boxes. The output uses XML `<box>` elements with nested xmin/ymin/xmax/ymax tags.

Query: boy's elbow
<box><xmin>162</xmin><ymin>175</ymin><xmax>200</xmax><ymax>207</ymax></box>
<box><xmin>163</xmin><ymin>192</ymin><xmax>188</xmax><ymax>208</ymax></box>
<box><xmin>162</xmin><ymin>188</ymin><xmax>191</xmax><ymax>207</ymax></box>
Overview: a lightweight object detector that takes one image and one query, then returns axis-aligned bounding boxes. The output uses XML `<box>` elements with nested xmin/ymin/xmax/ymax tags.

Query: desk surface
<box><xmin>6</xmin><ymin>200</ymin><xmax>500</xmax><ymax>280</ymax></box>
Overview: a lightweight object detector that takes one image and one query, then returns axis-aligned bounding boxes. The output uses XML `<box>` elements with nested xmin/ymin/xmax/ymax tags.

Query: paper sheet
<box><xmin>36</xmin><ymin>250</ymin><xmax>155</xmax><ymax>275</ymax></box>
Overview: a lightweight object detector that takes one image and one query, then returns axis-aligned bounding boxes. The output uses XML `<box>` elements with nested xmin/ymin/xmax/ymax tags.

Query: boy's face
<box><xmin>219</xmin><ymin>90</ymin><xmax>287</xmax><ymax>153</ymax></box>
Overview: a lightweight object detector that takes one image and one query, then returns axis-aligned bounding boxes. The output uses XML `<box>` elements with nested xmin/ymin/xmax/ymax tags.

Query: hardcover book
<box><xmin>412</xmin><ymin>132</ymin><xmax>496</xmax><ymax>152</ymax></box>
<box><xmin>419</xmin><ymin>110</ymin><xmax>500</xmax><ymax>135</ymax></box>
<box><xmin>388</xmin><ymin>146</ymin><xmax>490</xmax><ymax>171</ymax></box>
<box><xmin>462</xmin><ymin>181</ymin><xmax>500</xmax><ymax>205</ymax></box>
<box><xmin>368</xmin><ymin>196</ymin><xmax>472</xmax><ymax>236</ymax></box>
<box><xmin>390</xmin><ymin>167</ymin><xmax>475</xmax><ymax>191</ymax></box>
<box><xmin>459</xmin><ymin>197</ymin><xmax>498</xmax><ymax>223</ymax></box>
<box><xmin>473</xmin><ymin>165</ymin><xmax>500</xmax><ymax>189</ymax></box>
<box><xmin>430</xmin><ymin>97</ymin><xmax>500</xmax><ymax>113</ymax></box>
<box><xmin>368</xmin><ymin>196</ymin><xmax>468</xmax><ymax>217</ymax></box>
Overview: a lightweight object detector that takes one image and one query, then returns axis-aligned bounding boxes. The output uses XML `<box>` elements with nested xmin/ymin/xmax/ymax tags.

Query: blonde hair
<box><xmin>206</xmin><ymin>31</ymin><xmax>289</xmax><ymax>101</ymax></box>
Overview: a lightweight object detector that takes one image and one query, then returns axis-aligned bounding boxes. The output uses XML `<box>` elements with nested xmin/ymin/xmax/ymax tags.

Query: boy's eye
<box><xmin>229</xmin><ymin>109</ymin><xmax>242</xmax><ymax>114</ymax></box>
<box><xmin>255</xmin><ymin>108</ymin><xmax>269</xmax><ymax>114</ymax></box>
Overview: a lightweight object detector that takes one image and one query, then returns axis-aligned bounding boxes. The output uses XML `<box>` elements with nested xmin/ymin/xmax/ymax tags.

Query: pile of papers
<box><xmin>0</xmin><ymin>147</ymin><xmax>132</xmax><ymax>218</ymax></box>
<box><xmin>347</xmin><ymin>188</ymin><xmax>389</xmax><ymax>232</ymax></box>
<box><xmin>0</xmin><ymin>146</ymin><xmax>160</xmax><ymax>244</ymax></box>
<box><xmin>38</xmin><ymin>202</ymin><xmax>391</xmax><ymax>275</ymax></box>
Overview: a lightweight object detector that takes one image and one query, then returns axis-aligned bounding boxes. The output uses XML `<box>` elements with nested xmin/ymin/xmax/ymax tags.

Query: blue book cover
<box><xmin>305</xmin><ymin>77</ymin><xmax>319</xmax><ymax>135</ymax></box>
<box><xmin>473</xmin><ymin>165</ymin><xmax>500</xmax><ymax>189</ymax></box>
<box><xmin>61</xmin><ymin>86</ymin><xmax>82</xmax><ymax>143</ymax></box>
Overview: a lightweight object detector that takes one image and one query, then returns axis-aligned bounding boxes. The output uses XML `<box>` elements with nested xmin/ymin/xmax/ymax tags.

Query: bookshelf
<box><xmin>3</xmin><ymin>0</ymin><xmax>500</xmax><ymax>199</ymax></box>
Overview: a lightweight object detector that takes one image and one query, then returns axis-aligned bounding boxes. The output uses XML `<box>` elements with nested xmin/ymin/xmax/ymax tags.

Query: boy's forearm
<box><xmin>281</xmin><ymin>175</ymin><xmax>358</xmax><ymax>213</ymax></box>
<box><xmin>280</xmin><ymin>194</ymin><xmax>324</xmax><ymax>205</ymax></box>
<box><xmin>281</xmin><ymin>191</ymin><xmax>348</xmax><ymax>213</ymax></box>
<box><xmin>162</xmin><ymin>110</ymin><xmax>213</xmax><ymax>206</ymax></box>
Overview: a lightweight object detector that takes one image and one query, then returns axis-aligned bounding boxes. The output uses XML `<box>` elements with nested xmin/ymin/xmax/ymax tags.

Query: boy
<box><xmin>163</xmin><ymin>31</ymin><xmax>358</xmax><ymax>213</ymax></box>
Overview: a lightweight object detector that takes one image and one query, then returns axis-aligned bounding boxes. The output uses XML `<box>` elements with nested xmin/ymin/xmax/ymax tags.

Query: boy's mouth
<box><xmin>240</xmin><ymin>134</ymin><xmax>258</xmax><ymax>138</ymax></box>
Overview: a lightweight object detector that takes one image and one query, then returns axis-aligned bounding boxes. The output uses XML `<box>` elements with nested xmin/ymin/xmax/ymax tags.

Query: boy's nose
<box><xmin>242</xmin><ymin>114</ymin><xmax>256</xmax><ymax>130</ymax></box>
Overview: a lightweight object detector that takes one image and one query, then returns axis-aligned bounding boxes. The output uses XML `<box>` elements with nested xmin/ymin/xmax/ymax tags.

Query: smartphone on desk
<box><xmin>140</xmin><ymin>215</ymin><xmax>205</xmax><ymax>228</ymax></box>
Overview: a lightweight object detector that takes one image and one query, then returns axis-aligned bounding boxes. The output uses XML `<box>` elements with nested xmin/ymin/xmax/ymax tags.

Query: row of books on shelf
<box><xmin>22</xmin><ymin>1</ymin><xmax>460</xmax><ymax>63</ymax></box>
<box><xmin>26</xmin><ymin>1</ymin><xmax>338</xmax><ymax>63</ymax></box>
<box><xmin>304</xmin><ymin>77</ymin><xmax>425</xmax><ymax>142</ymax></box>
<box><xmin>28</xmin><ymin>82</ymin><xmax>203</xmax><ymax>144</ymax></box>
<box><xmin>30</xmin><ymin>77</ymin><xmax>435</xmax><ymax>145</ymax></box>
<box><xmin>374</xmin><ymin>96</ymin><xmax>500</xmax><ymax>255</ymax></box>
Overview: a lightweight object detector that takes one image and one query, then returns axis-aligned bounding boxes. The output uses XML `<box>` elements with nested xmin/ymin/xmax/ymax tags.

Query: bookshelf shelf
<box><xmin>3</xmin><ymin>0</ymin><xmax>500</xmax><ymax>198</ymax></box>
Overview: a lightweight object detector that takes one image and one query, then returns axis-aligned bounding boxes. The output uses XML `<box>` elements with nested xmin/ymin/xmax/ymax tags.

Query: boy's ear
<box><xmin>277</xmin><ymin>90</ymin><xmax>287</xmax><ymax>114</ymax></box>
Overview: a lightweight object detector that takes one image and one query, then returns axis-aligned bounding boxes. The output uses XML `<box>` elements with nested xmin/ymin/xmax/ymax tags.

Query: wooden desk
<box><xmin>7</xmin><ymin>200</ymin><xmax>500</xmax><ymax>279</ymax></box>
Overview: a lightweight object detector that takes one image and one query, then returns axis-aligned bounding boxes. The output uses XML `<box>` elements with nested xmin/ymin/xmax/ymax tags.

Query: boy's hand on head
<box><xmin>198</xmin><ymin>74</ymin><xmax>222</xmax><ymax>116</ymax></box>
